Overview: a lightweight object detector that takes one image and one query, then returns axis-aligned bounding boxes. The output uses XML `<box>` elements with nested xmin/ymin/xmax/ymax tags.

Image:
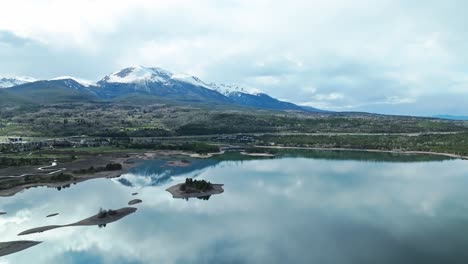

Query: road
<box><xmin>1</xmin><ymin>160</ymin><xmax>65</xmax><ymax>178</ymax></box>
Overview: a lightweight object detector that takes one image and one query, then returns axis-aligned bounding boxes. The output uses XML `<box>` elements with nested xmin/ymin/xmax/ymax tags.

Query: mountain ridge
<box><xmin>1</xmin><ymin>66</ymin><xmax>324</xmax><ymax>112</ymax></box>
<box><xmin>0</xmin><ymin>77</ymin><xmax>37</xmax><ymax>88</ymax></box>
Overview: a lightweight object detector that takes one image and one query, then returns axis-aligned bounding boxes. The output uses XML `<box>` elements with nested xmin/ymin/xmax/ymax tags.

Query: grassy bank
<box><xmin>256</xmin><ymin>133</ymin><xmax>468</xmax><ymax>156</ymax></box>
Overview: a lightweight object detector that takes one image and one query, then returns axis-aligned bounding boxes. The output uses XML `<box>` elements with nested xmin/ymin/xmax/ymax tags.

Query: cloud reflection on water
<box><xmin>1</xmin><ymin>156</ymin><xmax>468</xmax><ymax>263</ymax></box>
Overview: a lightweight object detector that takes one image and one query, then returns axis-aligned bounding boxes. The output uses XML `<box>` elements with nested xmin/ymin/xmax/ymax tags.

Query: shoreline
<box><xmin>254</xmin><ymin>146</ymin><xmax>468</xmax><ymax>160</ymax></box>
<box><xmin>187</xmin><ymin>151</ymin><xmax>225</xmax><ymax>159</ymax></box>
<box><xmin>240</xmin><ymin>152</ymin><xmax>275</xmax><ymax>157</ymax></box>
<box><xmin>1</xmin><ymin>146</ymin><xmax>466</xmax><ymax>197</ymax></box>
<box><xmin>0</xmin><ymin>149</ymin><xmax>219</xmax><ymax>197</ymax></box>
<box><xmin>0</xmin><ymin>155</ymin><xmax>141</xmax><ymax>197</ymax></box>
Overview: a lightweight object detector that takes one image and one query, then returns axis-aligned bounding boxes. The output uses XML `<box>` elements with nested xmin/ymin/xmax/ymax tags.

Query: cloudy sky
<box><xmin>0</xmin><ymin>0</ymin><xmax>467</xmax><ymax>115</ymax></box>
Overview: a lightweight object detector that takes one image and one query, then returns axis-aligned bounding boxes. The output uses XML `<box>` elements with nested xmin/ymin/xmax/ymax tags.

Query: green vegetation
<box><xmin>97</xmin><ymin>208</ymin><xmax>118</xmax><ymax>219</ymax></box>
<box><xmin>6</xmin><ymin>82</ymin><xmax>96</xmax><ymax>104</ymax></box>
<box><xmin>256</xmin><ymin>133</ymin><xmax>468</xmax><ymax>156</ymax></box>
<box><xmin>243</xmin><ymin>147</ymin><xmax>274</xmax><ymax>154</ymax></box>
<box><xmin>245</xmin><ymin>148</ymin><xmax>452</xmax><ymax>162</ymax></box>
<box><xmin>105</xmin><ymin>163</ymin><xmax>123</xmax><ymax>170</ymax></box>
<box><xmin>180</xmin><ymin>178</ymin><xmax>214</xmax><ymax>193</ymax></box>
<box><xmin>110</xmin><ymin>141</ymin><xmax>219</xmax><ymax>154</ymax></box>
<box><xmin>1</xmin><ymin>100</ymin><xmax>467</xmax><ymax>185</ymax></box>
<box><xmin>50</xmin><ymin>173</ymin><xmax>73</xmax><ymax>182</ymax></box>
<box><xmin>1</xmin><ymin>102</ymin><xmax>467</xmax><ymax>138</ymax></box>
<box><xmin>0</xmin><ymin>157</ymin><xmax>50</xmax><ymax>168</ymax></box>
<box><xmin>73</xmin><ymin>163</ymin><xmax>122</xmax><ymax>174</ymax></box>
<box><xmin>0</xmin><ymin>172</ymin><xmax>74</xmax><ymax>191</ymax></box>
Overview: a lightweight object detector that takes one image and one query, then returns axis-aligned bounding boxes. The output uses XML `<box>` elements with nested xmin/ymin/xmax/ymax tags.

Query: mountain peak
<box><xmin>99</xmin><ymin>66</ymin><xmax>212</xmax><ymax>89</ymax></box>
<box><xmin>101</xmin><ymin>66</ymin><xmax>173</xmax><ymax>84</ymax></box>
<box><xmin>0</xmin><ymin>76</ymin><xmax>36</xmax><ymax>88</ymax></box>
<box><xmin>51</xmin><ymin>76</ymin><xmax>96</xmax><ymax>87</ymax></box>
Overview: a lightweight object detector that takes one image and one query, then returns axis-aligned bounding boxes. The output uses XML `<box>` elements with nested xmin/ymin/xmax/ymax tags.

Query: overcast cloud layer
<box><xmin>0</xmin><ymin>0</ymin><xmax>467</xmax><ymax>115</ymax></box>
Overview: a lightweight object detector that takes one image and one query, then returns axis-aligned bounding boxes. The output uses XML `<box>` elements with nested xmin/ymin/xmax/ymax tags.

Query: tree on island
<box><xmin>105</xmin><ymin>163</ymin><xmax>122</xmax><ymax>171</ymax></box>
<box><xmin>180</xmin><ymin>178</ymin><xmax>214</xmax><ymax>192</ymax></box>
<box><xmin>97</xmin><ymin>208</ymin><xmax>117</xmax><ymax>219</ymax></box>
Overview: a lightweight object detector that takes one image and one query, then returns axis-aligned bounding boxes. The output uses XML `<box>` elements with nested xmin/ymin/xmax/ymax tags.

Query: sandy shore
<box><xmin>240</xmin><ymin>152</ymin><xmax>276</xmax><ymax>157</ymax></box>
<box><xmin>188</xmin><ymin>151</ymin><xmax>225</xmax><ymax>159</ymax></box>
<box><xmin>254</xmin><ymin>146</ymin><xmax>468</xmax><ymax>160</ymax></box>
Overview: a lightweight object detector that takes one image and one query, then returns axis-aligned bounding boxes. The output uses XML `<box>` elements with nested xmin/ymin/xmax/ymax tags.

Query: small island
<box><xmin>46</xmin><ymin>213</ymin><xmax>59</xmax><ymax>218</ymax></box>
<box><xmin>166</xmin><ymin>178</ymin><xmax>224</xmax><ymax>199</ymax></box>
<box><xmin>128</xmin><ymin>199</ymin><xmax>142</xmax><ymax>205</ymax></box>
<box><xmin>18</xmin><ymin>207</ymin><xmax>137</xmax><ymax>236</ymax></box>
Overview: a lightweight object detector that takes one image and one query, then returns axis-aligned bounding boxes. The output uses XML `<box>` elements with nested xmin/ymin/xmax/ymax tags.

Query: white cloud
<box><xmin>0</xmin><ymin>0</ymin><xmax>467</xmax><ymax>115</ymax></box>
<box><xmin>313</xmin><ymin>93</ymin><xmax>344</xmax><ymax>101</ymax></box>
<box><xmin>248</xmin><ymin>75</ymin><xmax>282</xmax><ymax>86</ymax></box>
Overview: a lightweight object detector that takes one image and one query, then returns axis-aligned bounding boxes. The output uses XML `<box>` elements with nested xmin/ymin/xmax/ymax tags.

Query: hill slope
<box><xmin>8</xmin><ymin>79</ymin><xmax>99</xmax><ymax>103</ymax></box>
<box><xmin>0</xmin><ymin>90</ymin><xmax>32</xmax><ymax>106</ymax></box>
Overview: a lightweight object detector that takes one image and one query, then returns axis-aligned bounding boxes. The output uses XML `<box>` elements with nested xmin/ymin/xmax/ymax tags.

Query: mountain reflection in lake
<box><xmin>1</xmin><ymin>151</ymin><xmax>468</xmax><ymax>263</ymax></box>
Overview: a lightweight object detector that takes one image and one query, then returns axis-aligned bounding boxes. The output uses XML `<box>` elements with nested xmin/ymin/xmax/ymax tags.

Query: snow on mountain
<box><xmin>99</xmin><ymin>66</ymin><xmax>271</xmax><ymax>101</ymax></box>
<box><xmin>0</xmin><ymin>76</ymin><xmax>36</xmax><ymax>88</ymax></box>
<box><xmin>101</xmin><ymin>66</ymin><xmax>172</xmax><ymax>84</ymax></box>
<box><xmin>1</xmin><ymin>66</ymin><xmax>323</xmax><ymax>112</ymax></box>
<box><xmin>171</xmin><ymin>73</ymin><xmax>211</xmax><ymax>89</ymax></box>
<box><xmin>101</xmin><ymin>66</ymin><xmax>212</xmax><ymax>89</ymax></box>
<box><xmin>101</xmin><ymin>66</ymin><xmax>266</xmax><ymax>95</ymax></box>
<box><xmin>209</xmin><ymin>83</ymin><xmax>262</xmax><ymax>96</ymax></box>
<box><xmin>51</xmin><ymin>76</ymin><xmax>96</xmax><ymax>87</ymax></box>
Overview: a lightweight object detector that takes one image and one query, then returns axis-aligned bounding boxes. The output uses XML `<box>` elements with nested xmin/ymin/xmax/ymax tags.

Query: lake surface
<box><xmin>2</xmin><ymin>151</ymin><xmax>468</xmax><ymax>263</ymax></box>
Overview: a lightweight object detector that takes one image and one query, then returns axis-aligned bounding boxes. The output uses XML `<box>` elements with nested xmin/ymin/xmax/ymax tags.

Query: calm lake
<box><xmin>2</xmin><ymin>151</ymin><xmax>468</xmax><ymax>263</ymax></box>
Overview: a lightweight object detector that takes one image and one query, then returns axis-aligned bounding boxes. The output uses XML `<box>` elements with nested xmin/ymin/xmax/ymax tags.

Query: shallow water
<box><xmin>1</xmin><ymin>152</ymin><xmax>468</xmax><ymax>263</ymax></box>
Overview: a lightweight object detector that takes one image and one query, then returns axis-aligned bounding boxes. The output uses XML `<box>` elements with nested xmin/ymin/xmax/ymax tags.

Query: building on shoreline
<box><xmin>7</xmin><ymin>137</ymin><xmax>23</xmax><ymax>143</ymax></box>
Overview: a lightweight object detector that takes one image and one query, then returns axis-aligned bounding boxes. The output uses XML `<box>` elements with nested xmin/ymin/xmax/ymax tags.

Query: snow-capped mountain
<box><xmin>99</xmin><ymin>66</ymin><xmax>211</xmax><ymax>88</ymax></box>
<box><xmin>96</xmin><ymin>66</ymin><xmax>227</xmax><ymax>102</ymax></box>
<box><xmin>209</xmin><ymin>83</ymin><xmax>261</xmax><ymax>96</ymax></box>
<box><xmin>51</xmin><ymin>76</ymin><xmax>96</xmax><ymax>87</ymax></box>
<box><xmin>0</xmin><ymin>77</ymin><xmax>36</xmax><ymax>88</ymax></box>
<box><xmin>171</xmin><ymin>73</ymin><xmax>212</xmax><ymax>89</ymax></box>
<box><xmin>97</xmin><ymin>66</ymin><xmax>276</xmax><ymax>106</ymax></box>
<box><xmin>1</xmin><ymin>66</ymin><xmax>324</xmax><ymax>112</ymax></box>
<box><xmin>100</xmin><ymin>66</ymin><xmax>173</xmax><ymax>84</ymax></box>
<box><xmin>207</xmin><ymin>82</ymin><xmax>316</xmax><ymax>111</ymax></box>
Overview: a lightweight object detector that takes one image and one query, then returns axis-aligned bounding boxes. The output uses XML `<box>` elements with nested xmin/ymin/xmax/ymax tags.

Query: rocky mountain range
<box><xmin>0</xmin><ymin>66</ymin><xmax>324</xmax><ymax>112</ymax></box>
